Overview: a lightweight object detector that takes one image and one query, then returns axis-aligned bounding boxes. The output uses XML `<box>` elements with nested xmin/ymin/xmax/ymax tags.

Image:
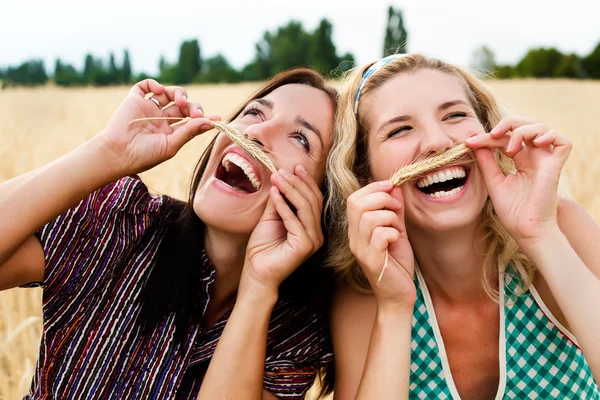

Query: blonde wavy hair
<box><xmin>325</xmin><ymin>53</ymin><xmax>534</xmax><ymax>299</ymax></box>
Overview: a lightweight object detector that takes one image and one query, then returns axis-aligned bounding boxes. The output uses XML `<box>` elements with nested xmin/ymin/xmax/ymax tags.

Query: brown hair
<box><xmin>141</xmin><ymin>68</ymin><xmax>338</xmax><ymax>398</ymax></box>
<box><xmin>325</xmin><ymin>54</ymin><xmax>534</xmax><ymax>299</ymax></box>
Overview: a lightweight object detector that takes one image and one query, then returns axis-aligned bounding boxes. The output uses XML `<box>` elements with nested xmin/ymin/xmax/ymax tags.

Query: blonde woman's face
<box><xmin>362</xmin><ymin>69</ymin><xmax>489</xmax><ymax>233</ymax></box>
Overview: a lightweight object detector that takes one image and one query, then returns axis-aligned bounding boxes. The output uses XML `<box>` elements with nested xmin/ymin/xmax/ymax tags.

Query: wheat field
<box><xmin>1</xmin><ymin>79</ymin><xmax>599</xmax><ymax>399</ymax></box>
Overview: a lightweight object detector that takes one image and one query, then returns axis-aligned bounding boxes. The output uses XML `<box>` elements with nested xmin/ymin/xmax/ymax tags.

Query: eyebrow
<box><xmin>255</xmin><ymin>98</ymin><xmax>274</xmax><ymax>109</ymax></box>
<box><xmin>377</xmin><ymin>99</ymin><xmax>471</xmax><ymax>134</ymax></box>
<box><xmin>377</xmin><ymin>115</ymin><xmax>411</xmax><ymax>135</ymax></box>
<box><xmin>296</xmin><ymin>116</ymin><xmax>324</xmax><ymax>150</ymax></box>
<box><xmin>438</xmin><ymin>99</ymin><xmax>470</xmax><ymax>111</ymax></box>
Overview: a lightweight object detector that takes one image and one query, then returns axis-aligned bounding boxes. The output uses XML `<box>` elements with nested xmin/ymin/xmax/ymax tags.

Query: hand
<box><xmin>465</xmin><ymin>116</ymin><xmax>572</xmax><ymax>245</ymax></box>
<box><xmin>97</xmin><ymin>79</ymin><xmax>221</xmax><ymax>176</ymax></box>
<box><xmin>241</xmin><ymin>166</ymin><xmax>325</xmax><ymax>297</ymax></box>
<box><xmin>347</xmin><ymin>180</ymin><xmax>416</xmax><ymax>311</ymax></box>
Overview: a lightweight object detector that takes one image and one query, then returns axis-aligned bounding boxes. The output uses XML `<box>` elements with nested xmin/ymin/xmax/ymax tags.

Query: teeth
<box><xmin>427</xmin><ymin>185</ymin><xmax>464</xmax><ymax>198</ymax></box>
<box><xmin>416</xmin><ymin>166</ymin><xmax>467</xmax><ymax>189</ymax></box>
<box><xmin>221</xmin><ymin>153</ymin><xmax>261</xmax><ymax>190</ymax></box>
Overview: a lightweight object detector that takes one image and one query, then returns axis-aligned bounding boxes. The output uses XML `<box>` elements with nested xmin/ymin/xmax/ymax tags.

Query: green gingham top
<box><xmin>409</xmin><ymin>261</ymin><xmax>599</xmax><ymax>399</ymax></box>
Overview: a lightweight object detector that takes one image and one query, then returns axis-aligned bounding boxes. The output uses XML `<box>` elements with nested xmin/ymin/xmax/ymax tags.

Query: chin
<box><xmin>192</xmin><ymin>143</ymin><xmax>273</xmax><ymax>236</ymax></box>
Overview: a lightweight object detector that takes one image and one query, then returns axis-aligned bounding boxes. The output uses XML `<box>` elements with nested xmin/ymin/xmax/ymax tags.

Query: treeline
<box><xmin>471</xmin><ymin>42</ymin><xmax>600</xmax><ymax>80</ymax></box>
<box><xmin>0</xmin><ymin>18</ymin><xmax>360</xmax><ymax>88</ymax></box>
<box><xmin>0</xmin><ymin>8</ymin><xmax>408</xmax><ymax>88</ymax></box>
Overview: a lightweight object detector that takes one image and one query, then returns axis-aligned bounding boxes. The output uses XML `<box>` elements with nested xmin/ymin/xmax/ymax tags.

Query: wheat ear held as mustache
<box><xmin>390</xmin><ymin>143</ymin><xmax>472</xmax><ymax>186</ymax></box>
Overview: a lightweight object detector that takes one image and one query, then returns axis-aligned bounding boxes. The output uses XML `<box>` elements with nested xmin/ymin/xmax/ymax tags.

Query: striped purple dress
<box><xmin>23</xmin><ymin>176</ymin><xmax>332</xmax><ymax>399</ymax></box>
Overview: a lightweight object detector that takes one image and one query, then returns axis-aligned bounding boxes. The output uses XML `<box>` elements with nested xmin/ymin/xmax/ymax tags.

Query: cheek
<box><xmin>368</xmin><ymin>142</ymin><xmax>415</xmax><ymax>182</ymax></box>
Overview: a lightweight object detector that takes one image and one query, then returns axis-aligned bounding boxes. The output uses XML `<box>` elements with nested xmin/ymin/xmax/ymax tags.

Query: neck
<box><xmin>203</xmin><ymin>226</ymin><xmax>249</xmax><ymax>312</ymax></box>
<box><xmin>409</xmin><ymin>216</ymin><xmax>491</xmax><ymax>305</ymax></box>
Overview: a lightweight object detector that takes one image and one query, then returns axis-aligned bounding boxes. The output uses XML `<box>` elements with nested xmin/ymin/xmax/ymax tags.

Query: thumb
<box><xmin>166</xmin><ymin>118</ymin><xmax>214</xmax><ymax>154</ymax></box>
<box><xmin>474</xmin><ymin>148</ymin><xmax>504</xmax><ymax>193</ymax></box>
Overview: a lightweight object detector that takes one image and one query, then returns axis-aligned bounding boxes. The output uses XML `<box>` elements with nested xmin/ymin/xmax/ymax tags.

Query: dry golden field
<box><xmin>1</xmin><ymin>79</ymin><xmax>599</xmax><ymax>399</ymax></box>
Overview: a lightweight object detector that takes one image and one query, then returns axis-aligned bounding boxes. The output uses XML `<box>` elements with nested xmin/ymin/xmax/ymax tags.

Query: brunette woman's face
<box><xmin>194</xmin><ymin>84</ymin><xmax>334</xmax><ymax>235</ymax></box>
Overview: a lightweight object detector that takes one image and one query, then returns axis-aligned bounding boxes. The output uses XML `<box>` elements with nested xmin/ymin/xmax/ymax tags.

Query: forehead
<box><xmin>364</xmin><ymin>69</ymin><xmax>470</xmax><ymax>128</ymax></box>
<box><xmin>263</xmin><ymin>83</ymin><xmax>335</xmax><ymax>145</ymax></box>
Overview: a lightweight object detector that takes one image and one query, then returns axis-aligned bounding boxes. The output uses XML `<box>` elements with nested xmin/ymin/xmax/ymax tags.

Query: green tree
<box><xmin>198</xmin><ymin>54</ymin><xmax>241</xmax><ymax>83</ymax></box>
<box><xmin>310</xmin><ymin>18</ymin><xmax>341</xmax><ymax>75</ymax></box>
<box><xmin>383</xmin><ymin>6</ymin><xmax>408</xmax><ymax>56</ymax></box>
<box><xmin>493</xmin><ymin>65</ymin><xmax>515</xmax><ymax>79</ymax></box>
<box><xmin>582</xmin><ymin>42</ymin><xmax>600</xmax><ymax>79</ymax></box>
<box><xmin>108</xmin><ymin>52</ymin><xmax>119</xmax><ymax>84</ymax></box>
<box><xmin>54</xmin><ymin>59</ymin><xmax>81</xmax><ymax>86</ymax></box>
<box><xmin>516</xmin><ymin>48</ymin><xmax>564</xmax><ymax>77</ymax></box>
<box><xmin>177</xmin><ymin>39</ymin><xmax>202</xmax><ymax>84</ymax></box>
<box><xmin>554</xmin><ymin>53</ymin><xmax>583</xmax><ymax>78</ymax></box>
<box><xmin>83</xmin><ymin>54</ymin><xmax>96</xmax><ymax>84</ymax></box>
<box><xmin>3</xmin><ymin>60</ymin><xmax>47</xmax><ymax>87</ymax></box>
<box><xmin>122</xmin><ymin>50</ymin><xmax>132</xmax><ymax>84</ymax></box>
<box><xmin>158</xmin><ymin>55</ymin><xmax>179</xmax><ymax>84</ymax></box>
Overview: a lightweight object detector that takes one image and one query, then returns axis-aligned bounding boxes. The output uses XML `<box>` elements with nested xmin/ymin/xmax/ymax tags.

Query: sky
<box><xmin>1</xmin><ymin>0</ymin><xmax>598</xmax><ymax>76</ymax></box>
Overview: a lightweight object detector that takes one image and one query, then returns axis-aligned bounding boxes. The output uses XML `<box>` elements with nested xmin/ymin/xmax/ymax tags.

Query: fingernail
<box><xmin>298</xmin><ymin>165</ymin><xmax>308</xmax><ymax>175</ymax></box>
<box><xmin>379</xmin><ymin>180</ymin><xmax>392</xmax><ymax>187</ymax></box>
<box><xmin>465</xmin><ymin>136</ymin><xmax>477</xmax><ymax>143</ymax></box>
<box><xmin>182</xmin><ymin>94</ymin><xmax>187</xmax><ymax>101</ymax></box>
<box><xmin>197</xmin><ymin>107</ymin><xmax>204</xmax><ymax>116</ymax></box>
<box><xmin>280</xmin><ymin>168</ymin><xmax>292</xmax><ymax>177</ymax></box>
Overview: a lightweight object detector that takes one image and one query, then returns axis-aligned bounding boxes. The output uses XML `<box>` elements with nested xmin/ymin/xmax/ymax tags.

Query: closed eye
<box><xmin>443</xmin><ymin>111</ymin><xmax>469</xmax><ymax>121</ymax></box>
<box><xmin>387</xmin><ymin>125</ymin><xmax>413</xmax><ymax>139</ymax></box>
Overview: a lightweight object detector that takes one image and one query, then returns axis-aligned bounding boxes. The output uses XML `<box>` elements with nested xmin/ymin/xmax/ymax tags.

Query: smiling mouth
<box><xmin>415</xmin><ymin>166</ymin><xmax>470</xmax><ymax>198</ymax></box>
<box><xmin>215</xmin><ymin>152</ymin><xmax>261</xmax><ymax>194</ymax></box>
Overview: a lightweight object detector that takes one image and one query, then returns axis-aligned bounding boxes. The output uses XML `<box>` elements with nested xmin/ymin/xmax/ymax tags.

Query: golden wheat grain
<box><xmin>212</xmin><ymin>121</ymin><xmax>278</xmax><ymax>173</ymax></box>
<box><xmin>391</xmin><ymin>143</ymin><xmax>472</xmax><ymax>186</ymax></box>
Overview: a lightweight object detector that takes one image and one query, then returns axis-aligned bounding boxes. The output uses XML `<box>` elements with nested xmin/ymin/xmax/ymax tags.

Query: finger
<box><xmin>360</xmin><ymin>210</ymin><xmax>404</xmax><ymax>246</ymax></box>
<box><xmin>533</xmin><ymin>130</ymin><xmax>573</xmax><ymax>162</ymax></box>
<box><xmin>474</xmin><ymin>148</ymin><xmax>504</xmax><ymax>193</ymax></box>
<box><xmin>150</xmin><ymin>86</ymin><xmax>190</xmax><ymax>109</ymax></box>
<box><xmin>506</xmin><ymin>123</ymin><xmax>549</xmax><ymax>156</ymax></box>
<box><xmin>279</xmin><ymin>167</ymin><xmax>323</xmax><ymax>221</ymax></box>
<box><xmin>270</xmin><ymin>186</ymin><xmax>306</xmax><ymax>239</ymax></box>
<box><xmin>369</xmin><ymin>226</ymin><xmax>401</xmax><ymax>254</ymax></box>
<box><xmin>348</xmin><ymin>191</ymin><xmax>403</xmax><ymax>234</ymax></box>
<box><xmin>347</xmin><ymin>180</ymin><xmax>394</xmax><ymax>214</ymax></box>
<box><xmin>271</xmin><ymin>173</ymin><xmax>320</xmax><ymax>245</ymax></box>
<box><xmin>131</xmin><ymin>79</ymin><xmax>166</xmax><ymax>97</ymax></box>
<box><xmin>165</xmin><ymin>118</ymin><xmax>215</xmax><ymax>156</ymax></box>
<box><xmin>294</xmin><ymin>165</ymin><xmax>323</xmax><ymax>210</ymax></box>
<box><xmin>489</xmin><ymin>116</ymin><xmax>537</xmax><ymax>138</ymax></box>
<box><xmin>162</xmin><ymin>101</ymin><xmax>205</xmax><ymax>120</ymax></box>
<box><xmin>465</xmin><ymin>134</ymin><xmax>511</xmax><ymax>151</ymax></box>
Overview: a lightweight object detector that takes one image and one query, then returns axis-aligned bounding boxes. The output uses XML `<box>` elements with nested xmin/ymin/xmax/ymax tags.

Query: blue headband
<box><xmin>353</xmin><ymin>54</ymin><xmax>404</xmax><ymax>116</ymax></box>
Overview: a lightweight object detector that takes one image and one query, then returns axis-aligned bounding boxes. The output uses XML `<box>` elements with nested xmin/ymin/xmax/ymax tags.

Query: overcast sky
<box><xmin>1</xmin><ymin>0</ymin><xmax>598</xmax><ymax>75</ymax></box>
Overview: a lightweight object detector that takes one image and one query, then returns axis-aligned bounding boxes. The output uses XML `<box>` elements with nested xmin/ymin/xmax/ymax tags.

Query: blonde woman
<box><xmin>326</xmin><ymin>54</ymin><xmax>600</xmax><ymax>399</ymax></box>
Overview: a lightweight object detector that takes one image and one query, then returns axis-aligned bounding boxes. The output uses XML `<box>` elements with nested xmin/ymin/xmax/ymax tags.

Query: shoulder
<box><xmin>94</xmin><ymin>175</ymin><xmax>169</xmax><ymax>216</ymax></box>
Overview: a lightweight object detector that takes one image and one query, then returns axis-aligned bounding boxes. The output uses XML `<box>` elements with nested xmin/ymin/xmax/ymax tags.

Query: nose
<box><xmin>419</xmin><ymin>122</ymin><xmax>454</xmax><ymax>156</ymax></box>
<box><xmin>242</xmin><ymin>121</ymin><xmax>274</xmax><ymax>151</ymax></box>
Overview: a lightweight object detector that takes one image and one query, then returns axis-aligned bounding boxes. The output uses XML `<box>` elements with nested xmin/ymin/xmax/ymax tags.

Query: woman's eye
<box><xmin>291</xmin><ymin>131</ymin><xmax>311</xmax><ymax>152</ymax></box>
<box><xmin>242</xmin><ymin>106</ymin><xmax>264</xmax><ymax>120</ymax></box>
<box><xmin>444</xmin><ymin>111</ymin><xmax>468</xmax><ymax>120</ymax></box>
<box><xmin>387</xmin><ymin>126</ymin><xmax>412</xmax><ymax>139</ymax></box>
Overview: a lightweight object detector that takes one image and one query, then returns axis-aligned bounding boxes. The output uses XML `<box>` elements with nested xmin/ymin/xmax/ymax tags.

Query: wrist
<box><xmin>89</xmin><ymin>133</ymin><xmax>135</xmax><ymax>178</ymax></box>
<box><xmin>518</xmin><ymin>226</ymin><xmax>568</xmax><ymax>269</ymax></box>
<box><xmin>238</xmin><ymin>272</ymin><xmax>279</xmax><ymax>308</ymax></box>
<box><xmin>377</xmin><ymin>300</ymin><xmax>415</xmax><ymax>319</ymax></box>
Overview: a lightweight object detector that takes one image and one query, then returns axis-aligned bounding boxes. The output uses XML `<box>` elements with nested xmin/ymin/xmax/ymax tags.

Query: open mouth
<box><xmin>215</xmin><ymin>152</ymin><xmax>261</xmax><ymax>194</ymax></box>
<box><xmin>415</xmin><ymin>166</ymin><xmax>470</xmax><ymax>198</ymax></box>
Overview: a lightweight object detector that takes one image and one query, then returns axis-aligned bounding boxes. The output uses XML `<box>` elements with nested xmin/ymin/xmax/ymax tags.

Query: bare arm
<box><xmin>197</xmin><ymin>287</ymin><xmax>280</xmax><ymax>400</ymax></box>
<box><xmin>332</xmin><ymin>285</ymin><xmax>413</xmax><ymax>400</ymax></box>
<box><xmin>0</xmin><ymin>81</ymin><xmax>213</xmax><ymax>289</ymax></box>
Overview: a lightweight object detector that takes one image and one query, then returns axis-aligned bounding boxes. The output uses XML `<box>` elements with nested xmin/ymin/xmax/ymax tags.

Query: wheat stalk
<box><xmin>128</xmin><ymin>117</ymin><xmax>279</xmax><ymax>173</ymax></box>
<box><xmin>390</xmin><ymin>143</ymin><xmax>472</xmax><ymax>186</ymax></box>
<box><xmin>212</xmin><ymin>121</ymin><xmax>278</xmax><ymax>173</ymax></box>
